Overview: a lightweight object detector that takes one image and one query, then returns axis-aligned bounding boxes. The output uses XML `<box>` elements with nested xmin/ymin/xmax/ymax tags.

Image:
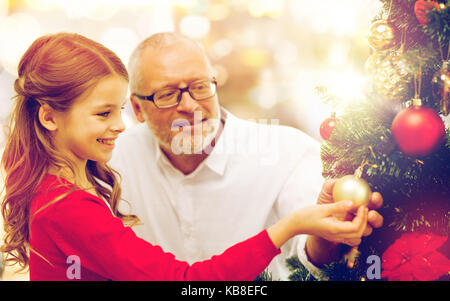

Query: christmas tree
<box><xmin>286</xmin><ymin>0</ymin><xmax>450</xmax><ymax>281</ymax></box>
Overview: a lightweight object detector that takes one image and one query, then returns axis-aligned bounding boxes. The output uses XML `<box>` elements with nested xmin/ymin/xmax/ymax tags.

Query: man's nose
<box><xmin>176</xmin><ymin>90</ymin><xmax>199</xmax><ymax>113</ymax></box>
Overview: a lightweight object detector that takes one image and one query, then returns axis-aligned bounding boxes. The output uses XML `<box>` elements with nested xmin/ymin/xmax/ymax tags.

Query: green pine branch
<box><xmin>422</xmin><ymin>0</ymin><xmax>450</xmax><ymax>45</ymax></box>
<box><xmin>286</xmin><ymin>256</ymin><xmax>317</xmax><ymax>281</ymax></box>
<box><xmin>287</xmin><ymin>0</ymin><xmax>450</xmax><ymax>282</ymax></box>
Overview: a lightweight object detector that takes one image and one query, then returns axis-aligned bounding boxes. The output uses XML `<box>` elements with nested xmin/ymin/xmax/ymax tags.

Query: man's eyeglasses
<box><xmin>133</xmin><ymin>79</ymin><xmax>217</xmax><ymax>109</ymax></box>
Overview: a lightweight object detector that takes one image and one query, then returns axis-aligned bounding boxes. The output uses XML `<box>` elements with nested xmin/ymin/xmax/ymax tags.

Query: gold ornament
<box><xmin>333</xmin><ymin>166</ymin><xmax>372</xmax><ymax>269</ymax></box>
<box><xmin>370</xmin><ymin>51</ymin><xmax>413</xmax><ymax>101</ymax></box>
<box><xmin>431</xmin><ymin>61</ymin><xmax>449</xmax><ymax>116</ymax></box>
<box><xmin>365</xmin><ymin>52</ymin><xmax>385</xmax><ymax>73</ymax></box>
<box><xmin>332</xmin><ymin>172</ymin><xmax>372</xmax><ymax>207</ymax></box>
<box><xmin>368</xmin><ymin>20</ymin><xmax>398</xmax><ymax>52</ymax></box>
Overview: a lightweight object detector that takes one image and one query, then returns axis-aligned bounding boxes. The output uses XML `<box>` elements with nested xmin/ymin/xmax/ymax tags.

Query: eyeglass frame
<box><xmin>132</xmin><ymin>78</ymin><xmax>218</xmax><ymax>109</ymax></box>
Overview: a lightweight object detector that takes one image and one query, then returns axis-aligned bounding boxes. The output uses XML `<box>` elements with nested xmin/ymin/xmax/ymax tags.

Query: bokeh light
<box><xmin>273</xmin><ymin>40</ymin><xmax>298</xmax><ymax>66</ymax></box>
<box><xmin>25</xmin><ymin>0</ymin><xmax>57</xmax><ymax>12</ymax></box>
<box><xmin>240</xmin><ymin>48</ymin><xmax>270</xmax><ymax>68</ymax></box>
<box><xmin>212</xmin><ymin>64</ymin><xmax>229</xmax><ymax>87</ymax></box>
<box><xmin>0</xmin><ymin>0</ymin><xmax>383</xmax><ymax>152</ymax></box>
<box><xmin>248</xmin><ymin>0</ymin><xmax>284</xmax><ymax>18</ymax></box>
<box><xmin>179</xmin><ymin>15</ymin><xmax>210</xmax><ymax>39</ymax></box>
<box><xmin>329</xmin><ymin>69</ymin><xmax>367</xmax><ymax>101</ymax></box>
<box><xmin>208</xmin><ymin>39</ymin><xmax>233</xmax><ymax>60</ymax></box>
<box><xmin>173</xmin><ymin>0</ymin><xmax>197</xmax><ymax>10</ymax></box>
<box><xmin>59</xmin><ymin>0</ymin><xmax>102</xmax><ymax>19</ymax></box>
<box><xmin>100</xmin><ymin>27</ymin><xmax>140</xmax><ymax>67</ymax></box>
<box><xmin>206</xmin><ymin>3</ymin><xmax>230</xmax><ymax>21</ymax></box>
<box><xmin>0</xmin><ymin>0</ymin><xmax>9</xmax><ymax>17</ymax></box>
<box><xmin>135</xmin><ymin>4</ymin><xmax>175</xmax><ymax>38</ymax></box>
<box><xmin>0</xmin><ymin>13</ymin><xmax>41</xmax><ymax>76</ymax></box>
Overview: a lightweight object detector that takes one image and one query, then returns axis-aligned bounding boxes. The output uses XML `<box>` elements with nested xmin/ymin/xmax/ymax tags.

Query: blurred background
<box><xmin>0</xmin><ymin>0</ymin><xmax>383</xmax><ymax>280</ymax></box>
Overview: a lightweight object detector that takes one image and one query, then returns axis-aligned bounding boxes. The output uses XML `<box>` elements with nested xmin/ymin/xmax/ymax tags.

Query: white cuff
<box><xmin>296</xmin><ymin>234</ymin><xmax>329</xmax><ymax>281</ymax></box>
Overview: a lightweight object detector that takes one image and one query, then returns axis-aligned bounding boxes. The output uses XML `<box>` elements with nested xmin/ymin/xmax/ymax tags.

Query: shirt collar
<box><xmin>154</xmin><ymin>106</ymin><xmax>232</xmax><ymax>178</ymax></box>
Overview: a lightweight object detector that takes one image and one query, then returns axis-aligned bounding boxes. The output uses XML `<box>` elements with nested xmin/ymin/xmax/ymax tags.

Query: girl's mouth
<box><xmin>97</xmin><ymin>138</ymin><xmax>115</xmax><ymax>145</ymax></box>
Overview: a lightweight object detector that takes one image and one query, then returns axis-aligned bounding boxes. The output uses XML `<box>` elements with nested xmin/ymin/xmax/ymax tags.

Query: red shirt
<box><xmin>29</xmin><ymin>174</ymin><xmax>280</xmax><ymax>281</ymax></box>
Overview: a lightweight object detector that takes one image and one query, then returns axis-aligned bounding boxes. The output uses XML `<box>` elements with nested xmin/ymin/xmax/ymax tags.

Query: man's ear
<box><xmin>38</xmin><ymin>104</ymin><xmax>59</xmax><ymax>132</ymax></box>
<box><xmin>130</xmin><ymin>94</ymin><xmax>146</xmax><ymax>123</ymax></box>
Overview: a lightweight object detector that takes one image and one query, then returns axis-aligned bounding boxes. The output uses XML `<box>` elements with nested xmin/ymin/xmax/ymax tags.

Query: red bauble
<box><xmin>414</xmin><ymin>0</ymin><xmax>440</xmax><ymax>24</ymax></box>
<box><xmin>320</xmin><ymin>114</ymin><xmax>339</xmax><ymax>140</ymax></box>
<box><xmin>391</xmin><ymin>105</ymin><xmax>445</xmax><ymax>156</ymax></box>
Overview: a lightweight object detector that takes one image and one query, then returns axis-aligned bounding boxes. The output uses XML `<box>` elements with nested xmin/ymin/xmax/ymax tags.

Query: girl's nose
<box><xmin>111</xmin><ymin>114</ymin><xmax>126</xmax><ymax>133</ymax></box>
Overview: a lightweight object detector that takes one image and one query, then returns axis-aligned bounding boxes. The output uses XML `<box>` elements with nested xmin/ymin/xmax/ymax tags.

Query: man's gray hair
<box><xmin>128</xmin><ymin>32</ymin><xmax>207</xmax><ymax>93</ymax></box>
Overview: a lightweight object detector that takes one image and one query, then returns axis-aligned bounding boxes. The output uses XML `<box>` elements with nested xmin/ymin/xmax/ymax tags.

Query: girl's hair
<box><xmin>1</xmin><ymin>32</ymin><xmax>139</xmax><ymax>269</ymax></box>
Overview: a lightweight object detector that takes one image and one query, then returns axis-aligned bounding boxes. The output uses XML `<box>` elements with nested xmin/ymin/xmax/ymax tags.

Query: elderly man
<box><xmin>110</xmin><ymin>32</ymin><xmax>384</xmax><ymax>280</ymax></box>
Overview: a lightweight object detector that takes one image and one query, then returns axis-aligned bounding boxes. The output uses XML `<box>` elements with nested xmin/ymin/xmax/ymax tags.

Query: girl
<box><xmin>1</xmin><ymin>33</ymin><xmax>367</xmax><ymax>281</ymax></box>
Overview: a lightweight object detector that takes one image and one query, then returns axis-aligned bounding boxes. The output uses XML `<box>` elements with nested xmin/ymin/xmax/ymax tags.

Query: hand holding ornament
<box><xmin>318</xmin><ymin>177</ymin><xmax>384</xmax><ymax>239</ymax></box>
<box><xmin>313</xmin><ymin>176</ymin><xmax>384</xmax><ymax>268</ymax></box>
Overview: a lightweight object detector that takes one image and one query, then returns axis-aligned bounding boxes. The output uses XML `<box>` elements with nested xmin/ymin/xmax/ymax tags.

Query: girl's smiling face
<box><xmin>51</xmin><ymin>75</ymin><xmax>128</xmax><ymax>169</ymax></box>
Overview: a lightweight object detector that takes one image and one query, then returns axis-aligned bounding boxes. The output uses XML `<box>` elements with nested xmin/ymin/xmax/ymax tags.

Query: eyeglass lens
<box><xmin>154</xmin><ymin>80</ymin><xmax>216</xmax><ymax>108</ymax></box>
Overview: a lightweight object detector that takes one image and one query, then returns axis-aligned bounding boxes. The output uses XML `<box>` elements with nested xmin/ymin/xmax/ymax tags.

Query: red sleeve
<box><xmin>34</xmin><ymin>191</ymin><xmax>280</xmax><ymax>281</ymax></box>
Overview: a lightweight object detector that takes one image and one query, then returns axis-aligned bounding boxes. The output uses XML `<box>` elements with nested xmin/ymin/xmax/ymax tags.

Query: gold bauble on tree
<box><xmin>365</xmin><ymin>52</ymin><xmax>385</xmax><ymax>73</ymax></box>
<box><xmin>370</xmin><ymin>51</ymin><xmax>413</xmax><ymax>101</ymax></box>
<box><xmin>332</xmin><ymin>168</ymin><xmax>372</xmax><ymax>207</ymax></box>
<box><xmin>431</xmin><ymin>61</ymin><xmax>450</xmax><ymax>116</ymax></box>
<box><xmin>332</xmin><ymin>167</ymin><xmax>372</xmax><ymax>269</ymax></box>
<box><xmin>368</xmin><ymin>20</ymin><xmax>398</xmax><ymax>52</ymax></box>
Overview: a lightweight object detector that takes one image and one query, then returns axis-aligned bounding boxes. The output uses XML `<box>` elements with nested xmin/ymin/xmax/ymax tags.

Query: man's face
<box><xmin>131</xmin><ymin>41</ymin><xmax>221</xmax><ymax>155</ymax></box>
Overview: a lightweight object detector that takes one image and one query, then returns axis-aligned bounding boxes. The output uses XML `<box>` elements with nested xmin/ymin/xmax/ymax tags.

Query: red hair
<box><xmin>1</xmin><ymin>33</ymin><xmax>137</xmax><ymax>269</ymax></box>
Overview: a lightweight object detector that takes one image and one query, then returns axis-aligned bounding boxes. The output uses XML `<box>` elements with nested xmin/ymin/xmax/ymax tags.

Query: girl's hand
<box><xmin>268</xmin><ymin>201</ymin><xmax>368</xmax><ymax>249</ymax></box>
<box><xmin>317</xmin><ymin>179</ymin><xmax>384</xmax><ymax>237</ymax></box>
<box><xmin>294</xmin><ymin>201</ymin><xmax>368</xmax><ymax>247</ymax></box>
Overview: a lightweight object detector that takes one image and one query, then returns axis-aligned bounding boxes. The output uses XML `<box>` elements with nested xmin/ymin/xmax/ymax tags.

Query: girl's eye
<box><xmin>97</xmin><ymin>107</ymin><xmax>124</xmax><ymax>117</ymax></box>
<box><xmin>97</xmin><ymin>112</ymin><xmax>110</xmax><ymax>117</ymax></box>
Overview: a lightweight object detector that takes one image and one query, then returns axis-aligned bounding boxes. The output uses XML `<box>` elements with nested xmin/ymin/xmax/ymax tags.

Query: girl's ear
<box><xmin>38</xmin><ymin>104</ymin><xmax>59</xmax><ymax>132</ymax></box>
